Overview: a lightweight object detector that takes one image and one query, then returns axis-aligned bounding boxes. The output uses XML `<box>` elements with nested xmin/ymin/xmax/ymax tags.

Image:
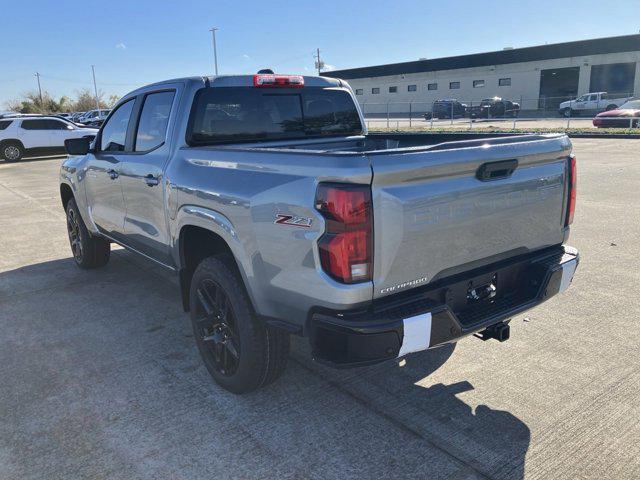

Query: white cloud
<box><xmin>242</xmin><ymin>54</ymin><xmax>251</xmax><ymax>60</ymax></box>
<box><xmin>322</xmin><ymin>64</ymin><xmax>336</xmax><ymax>71</ymax></box>
<box><xmin>115</xmin><ymin>43</ymin><xmax>127</xmax><ymax>50</ymax></box>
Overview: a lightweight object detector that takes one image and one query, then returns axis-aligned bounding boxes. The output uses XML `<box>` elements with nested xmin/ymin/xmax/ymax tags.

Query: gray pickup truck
<box><xmin>60</xmin><ymin>73</ymin><xmax>579</xmax><ymax>393</ymax></box>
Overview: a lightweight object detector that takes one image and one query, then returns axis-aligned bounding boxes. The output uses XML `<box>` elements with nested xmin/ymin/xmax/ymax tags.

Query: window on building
<box><xmin>473</xmin><ymin>80</ymin><xmax>485</xmax><ymax>88</ymax></box>
<box><xmin>449</xmin><ymin>82</ymin><xmax>460</xmax><ymax>89</ymax></box>
<box><xmin>388</xmin><ymin>86</ymin><xmax>397</xmax><ymax>93</ymax></box>
<box><xmin>498</xmin><ymin>78</ymin><xmax>511</xmax><ymax>86</ymax></box>
<box><xmin>427</xmin><ymin>83</ymin><xmax>438</xmax><ymax>91</ymax></box>
<box><xmin>407</xmin><ymin>85</ymin><xmax>417</xmax><ymax>92</ymax></box>
<box><xmin>355</xmin><ymin>89</ymin><xmax>363</xmax><ymax>95</ymax></box>
<box><xmin>372</xmin><ymin>88</ymin><xmax>380</xmax><ymax>94</ymax></box>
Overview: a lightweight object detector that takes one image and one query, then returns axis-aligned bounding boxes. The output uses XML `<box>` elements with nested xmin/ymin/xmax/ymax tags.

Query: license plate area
<box><xmin>444</xmin><ymin>260</ymin><xmax>539</xmax><ymax>327</ymax></box>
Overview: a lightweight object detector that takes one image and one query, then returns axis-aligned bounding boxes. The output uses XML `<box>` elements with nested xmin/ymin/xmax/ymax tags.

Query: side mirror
<box><xmin>65</xmin><ymin>137</ymin><xmax>93</xmax><ymax>156</ymax></box>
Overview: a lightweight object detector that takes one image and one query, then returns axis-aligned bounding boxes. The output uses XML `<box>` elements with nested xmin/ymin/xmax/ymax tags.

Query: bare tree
<box><xmin>107</xmin><ymin>94</ymin><xmax>121</xmax><ymax>107</ymax></box>
<box><xmin>4</xmin><ymin>88</ymin><xmax>116</xmax><ymax>114</ymax></box>
<box><xmin>73</xmin><ymin>88</ymin><xmax>109</xmax><ymax>111</ymax></box>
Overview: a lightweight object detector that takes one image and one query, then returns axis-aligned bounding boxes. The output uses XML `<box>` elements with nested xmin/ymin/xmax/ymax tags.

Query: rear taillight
<box><xmin>566</xmin><ymin>155</ymin><xmax>577</xmax><ymax>226</ymax></box>
<box><xmin>253</xmin><ymin>74</ymin><xmax>304</xmax><ymax>88</ymax></box>
<box><xmin>315</xmin><ymin>184</ymin><xmax>372</xmax><ymax>283</ymax></box>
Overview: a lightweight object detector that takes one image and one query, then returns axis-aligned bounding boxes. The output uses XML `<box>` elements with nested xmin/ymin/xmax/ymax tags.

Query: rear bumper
<box><xmin>593</xmin><ymin>117</ymin><xmax>637</xmax><ymax>128</ymax></box>
<box><xmin>309</xmin><ymin>245</ymin><xmax>579</xmax><ymax>368</ymax></box>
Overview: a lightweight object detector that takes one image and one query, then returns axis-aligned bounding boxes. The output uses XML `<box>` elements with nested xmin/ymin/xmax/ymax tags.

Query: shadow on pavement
<box><xmin>0</xmin><ymin>253</ymin><xmax>530</xmax><ymax>479</ymax></box>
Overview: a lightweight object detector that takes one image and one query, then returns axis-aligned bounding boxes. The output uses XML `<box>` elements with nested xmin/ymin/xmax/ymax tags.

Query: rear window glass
<box><xmin>0</xmin><ymin>120</ymin><xmax>12</xmax><ymax>130</ymax></box>
<box><xmin>187</xmin><ymin>86</ymin><xmax>363</xmax><ymax>145</ymax></box>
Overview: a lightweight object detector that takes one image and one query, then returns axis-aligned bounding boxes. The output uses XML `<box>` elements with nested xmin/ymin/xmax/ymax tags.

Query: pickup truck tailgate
<box><xmin>370</xmin><ymin>135</ymin><xmax>572</xmax><ymax>298</ymax></box>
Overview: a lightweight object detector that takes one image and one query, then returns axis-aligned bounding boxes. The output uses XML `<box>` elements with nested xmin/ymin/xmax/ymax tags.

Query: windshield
<box><xmin>187</xmin><ymin>86</ymin><xmax>363</xmax><ymax>145</ymax></box>
<box><xmin>619</xmin><ymin>99</ymin><xmax>640</xmax><ymax>110</ymax></box>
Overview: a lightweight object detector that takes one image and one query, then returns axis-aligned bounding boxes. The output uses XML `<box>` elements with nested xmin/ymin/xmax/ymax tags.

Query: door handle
<box><xmin>107</xmin><ymin>169</ymin><xmax>118</xmax><ymax>180</ymax></box>
<box><xmin>144</xmin><ymin>174</ymin><xmax>159</xmax><ymax>187</ymax></box>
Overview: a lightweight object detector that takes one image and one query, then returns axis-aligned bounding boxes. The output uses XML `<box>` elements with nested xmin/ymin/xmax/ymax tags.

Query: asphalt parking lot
<box><xmin>1</xmin><ymin>138</ymin><xmax>639</xmax><ymax>480</ymax></box>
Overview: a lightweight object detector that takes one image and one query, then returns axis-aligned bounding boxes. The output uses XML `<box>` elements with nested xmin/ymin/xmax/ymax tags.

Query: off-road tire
<box><xmin>66</xmin><ymin>198</ymin><xmax>111</xmax><ymax>269</ymax></box>
<box><xmin>189</xmin><ymin>255</ymin><xmax>289</xmax><ymax>394</ymax></box>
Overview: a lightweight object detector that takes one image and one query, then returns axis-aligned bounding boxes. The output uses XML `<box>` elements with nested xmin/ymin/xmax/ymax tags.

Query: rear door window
<box><xmin>187</xmin><ymin>86</ymin><xmax>362</xmax><ymax>145</ymax></box>
<box><xmin>47</xmin><ymin>119</ymin><xmax>71</xmax><ymax>130</ymax></box>
<box><xmin>0</xmin><ymin>120</ymin><xmax>12</xmax><ymax>130</ymax></box>
<box><xmin>134</xmin><ymin>91</ymin><xmax>175</xmax><ymax>152</ymax></box>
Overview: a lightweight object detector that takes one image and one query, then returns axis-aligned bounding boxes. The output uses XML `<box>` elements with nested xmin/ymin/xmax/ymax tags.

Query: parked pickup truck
<box><xmin>558</xmin><ymin>91</ymin><xmax>633</xmax><ymax>118</ymax></box>
<box><xmin>60</xmin><ymin>73</ymin><xmax>579</xmax><ymax>393</ymax></box>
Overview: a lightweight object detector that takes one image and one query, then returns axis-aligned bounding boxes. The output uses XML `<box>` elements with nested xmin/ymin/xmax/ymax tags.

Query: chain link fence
<box><xmin>360</xmin><ymin>93</ymin><xmax>639</xmax><ymax>130</ymax></box>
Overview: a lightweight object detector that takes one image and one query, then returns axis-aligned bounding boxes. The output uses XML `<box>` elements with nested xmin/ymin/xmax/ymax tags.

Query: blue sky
<box><xmin>1</xmin><ymin>0</ymin><xmax>639</xmax><ymax>106</ymax></box>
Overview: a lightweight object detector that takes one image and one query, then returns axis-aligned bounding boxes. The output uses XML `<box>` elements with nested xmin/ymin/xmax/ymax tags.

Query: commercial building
<box><xmin>323</xmin><ymin>34</ymin><xmax>640</xmax><ymax>113</ymax></box>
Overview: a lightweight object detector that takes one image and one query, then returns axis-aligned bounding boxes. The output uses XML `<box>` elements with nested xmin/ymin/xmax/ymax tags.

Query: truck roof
<box><xmin>125</xmin><ymin>74</ymin><xmax>346</xmax><ymax>97</ymax></box>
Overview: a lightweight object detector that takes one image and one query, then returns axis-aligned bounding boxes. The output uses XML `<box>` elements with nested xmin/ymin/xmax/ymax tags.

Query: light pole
<box><xmin>91</xmin><ymin>65</ymin><xmax>100</xmax><ymax>111</ymax></box>
<box><xmin>315</xmin><ymin>48</ymin><xmax>323</xmax><ymax>75</ymax></box>
<box><xmin>209</xmin><ymin>27</ymin><xmax>219</xmax><ymax>76</ymax></box>
<box><xmin>34</xmin><ymin>72</ymin><xmax>44</xmax><ymax>112</ymax></box>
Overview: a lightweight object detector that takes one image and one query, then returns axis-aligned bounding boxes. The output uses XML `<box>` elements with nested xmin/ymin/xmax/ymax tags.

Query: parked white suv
<box><xmin>0</xmin><ymin>116</ymin><xmax>98</xmax><ymax>161</ymax></box>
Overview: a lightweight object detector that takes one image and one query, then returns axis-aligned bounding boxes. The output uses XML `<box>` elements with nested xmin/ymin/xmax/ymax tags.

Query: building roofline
<box><xmin>322</xmin><ymin>34</ymin><xmax>640</xmax><ymax>80</ymax></box>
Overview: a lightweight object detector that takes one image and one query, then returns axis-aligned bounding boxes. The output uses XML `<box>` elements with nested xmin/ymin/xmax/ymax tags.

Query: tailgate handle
<box><xmin>476</xmin><ymin>159</ymin><xmax>518</xmax><ymax>181</ymax></box>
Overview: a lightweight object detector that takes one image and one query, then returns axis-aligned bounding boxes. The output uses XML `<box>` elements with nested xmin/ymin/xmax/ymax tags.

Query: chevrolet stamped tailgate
<box><xmin>369</xmin><ymin>134</ymin><xmax>572</xmax><ymax>298</ymax></box>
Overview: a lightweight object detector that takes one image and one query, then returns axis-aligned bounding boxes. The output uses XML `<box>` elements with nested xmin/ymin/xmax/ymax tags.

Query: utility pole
<box><xmin>34</xmin><ymin>72</ymin><xmax>44</xmax><ymax>112</ymax></box>
<box><xmin>314</xmin><ymin>48</ymin><xmax>324</xmax><ymax>75</ymax></box>
<box><xmin>91</xmin><ymin>65</ymin><xmax>100</xmax><ymax>111</ymax></box>
<box><xmin>209</xmin><ymin>27</ymin><xmax>219</xmax><ymax>76</ymax></box>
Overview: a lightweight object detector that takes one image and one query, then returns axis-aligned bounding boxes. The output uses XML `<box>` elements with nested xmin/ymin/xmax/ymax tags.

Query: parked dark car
<box><xmin>592</xmin><ymin>99</ymin><xmax>640</xmax><ymax>128</ymax></box>
<box><xmin>469</xmin><ymin>97</ymin><xmax>520</xmax><ymax>119</ymax></box>
<box><xmin>425</xmin><ymin>99</ymin><xmax>467</xmax><ymax>120</ymax></box>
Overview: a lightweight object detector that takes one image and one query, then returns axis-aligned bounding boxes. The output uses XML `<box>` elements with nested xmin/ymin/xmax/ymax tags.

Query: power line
<box><xmin>38</xmin><ymin>73</ymin><xmax>141</xmax><ymax>87</ymax></box>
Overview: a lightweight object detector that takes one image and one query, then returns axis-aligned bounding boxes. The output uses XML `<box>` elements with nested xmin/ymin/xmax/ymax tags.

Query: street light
<box><xmin>209</xmin><ymin>27</ymin><xmax>219</xmax><ymax>76</ymax></box>
<box><xmin>91</xmin><ymin>65</ymin><xmax>100</xmax><ymax>111</ymax></box>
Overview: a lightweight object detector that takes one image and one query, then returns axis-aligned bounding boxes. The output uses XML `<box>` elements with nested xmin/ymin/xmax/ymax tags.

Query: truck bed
<box><xmin>206</xmin><ymin>132</ymin><xmax>572</xmax><ymax>300</ymax></box>
<box><xmin>221</xmin><ymin>132</ymin><xmax>567</xmax><ymax>154</ymax></box>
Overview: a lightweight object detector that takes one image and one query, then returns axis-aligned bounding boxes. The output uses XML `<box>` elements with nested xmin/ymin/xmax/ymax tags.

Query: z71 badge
<box><xmin>274</xmin><ymin>214</ymin><xmax>313</xmax><ymax>228</ymax></box>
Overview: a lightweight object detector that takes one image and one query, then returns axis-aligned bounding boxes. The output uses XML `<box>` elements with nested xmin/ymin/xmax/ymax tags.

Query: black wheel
<box><xmin>1</xmin><ymin>141</ymin><xmax>24</xmax><ymax>162</ymax></box>
<box><xmin>66</xmin><ymin>198</ymin><xmax>110</xmax><ymax>269</ymax></box>
<box><xmin>190</xmin><ymin>255</ymin><xmax>289</xmax><ymax>394</ymax></box>
<box><xmin>561</xmin><ymin>108</ymin><xmax>573</xmax><ymax>118</ymax></box>
<box><xmin>605</xmin><ymin>104</ymin><xmax>618</xmax><ymax>111</ymax></box>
